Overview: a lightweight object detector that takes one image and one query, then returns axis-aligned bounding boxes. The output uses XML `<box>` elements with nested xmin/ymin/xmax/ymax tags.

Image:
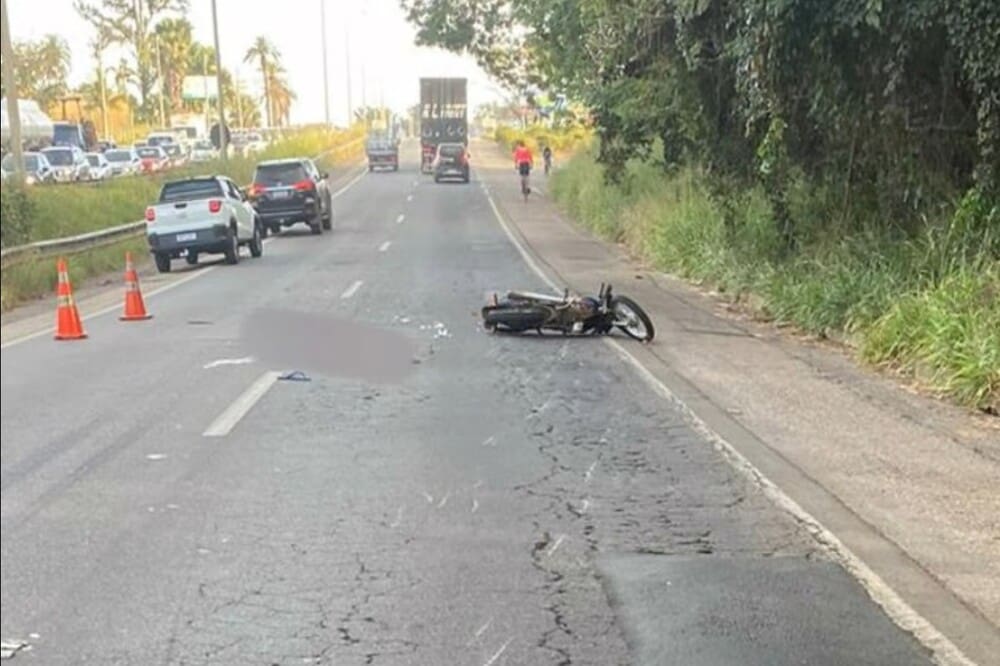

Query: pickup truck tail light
<box><xmin>145</xmin><ymin>206</ymin><xmax>156</xmax><ymax>222</ymax></box>
<box><xmin>208</xmin><ymin>199</ymin><xmax>222</xmax><ymax>213</ymax></box>
<box><xmin>293</xmin><ymin>179</ymin><xmax>315</xmax><ymax>192</ymax></box>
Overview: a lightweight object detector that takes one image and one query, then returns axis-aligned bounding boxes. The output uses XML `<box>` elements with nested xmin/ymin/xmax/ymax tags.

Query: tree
<box><xmin>74</xmin><ymin>0</ymin><xmax>189</xmax><ymax>118</ymax></box>
<box><xmin>4</xmin><ymin>35</ymin><xmax>72</xmax><ymax>109</ymax></box>
<box><xmin>243</xmin><ymin>36</ymin><xmax>280</xmax><ymax>128</ymax></box>
<box><xmin>153</xmin><ymin>17</ymin><xmax>193</xmax><ymax>110</ymax></box>
<box><xmin>265</xmin><ymin>62</ymin><xmax>295</xmax><ymax>127</ymax></box>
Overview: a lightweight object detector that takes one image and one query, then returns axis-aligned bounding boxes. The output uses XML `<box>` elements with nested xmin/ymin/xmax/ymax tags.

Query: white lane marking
<box><xmin>482</xmin><ymin>436</ymin><xmax>496</xmax><ymax>447</ymax></box>
<box><xmin>585</xmin><ymin>460</ymin><xmax>598</xmax><ymax>482</ymax></box>
<box><xmin>340</xmin><ymin>280</ymin><xmax>364</xmax><ymax>299</ymax></box>
<box><xmin>471</xmin><ymin>499</ymin><xmax>479</xmax><ymax>513</ymax></box>
<box><xmin>203</xmin><ymin>371</ymin><xmax>281</xmax><ymax>437</ymax></box>
<box><xmin>437</xmin><ymin>491</ymin><xmax>451</xmax><ymax>508</ymax></box>
<box><xmin>475</xmin><ymin>618</ymin><xmax>493</xmax><ymax>638</ymax></box>
<box><xmin>482</xmin><ymin>183</ymin><xmax>975</xmax><ymax>666</ymax></box>
<box><xmin>406</xmin><ymin>194</ymin><xmax>413</xmax><ymax>202</ymax></box>
<box><xmin>483</xmin><ymin>638</ymin><xmax>512</xmax><ymax>666</ymax></box>
<box><xmin>581</xmin><ymin>499</ymin><xmax>590</xmax><ymax>513</ymax></box>
<box><xmin>421</xmin><ymin>491</ymin><xmax>434</xmax><ymax>503</ymax></box>
<box><xmin>545</xmin><ymin>534</ymin><xmax>566</xmax><ymax>558</ymax></box>
<box><xmin>396</xmin><ymin>213</ymin><xmax>405</xmax><ymax>224</ymax></box>
<box><xmin>145</xmin><ymin>453</ymin><xmax>167</xmax><ymax>461</ymax></box>
<box><xmin>378</xmin><ymin>241</ymin><xmax>392</xmax><ymax>252</ymax></box>
<box><xmin>203</xmin><ymin>356</ymin><xmax>254</xmax><ymax>369</ymax></box>
<box><xmin>0</xmin><ymin>168</ymin><xmax>370</xmax><ymax>351</ymax></box>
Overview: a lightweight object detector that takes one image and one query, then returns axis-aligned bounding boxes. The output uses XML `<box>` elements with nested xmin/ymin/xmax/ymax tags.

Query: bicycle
<box><xmin>517</xmin><ymin>163</ymin><xmax>532</xmax><ymax>202</ymax></box>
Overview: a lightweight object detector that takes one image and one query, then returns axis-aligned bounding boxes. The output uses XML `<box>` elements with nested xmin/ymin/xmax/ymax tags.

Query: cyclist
<box><xmin>542</xmin><ymin>145</ymin><xmax>553</xmax><ymax>175</ymax></box>
<box><xmin>513</xmin><ymin>140</ymin><xmax>533</xmax><ymax>198</ymax></box>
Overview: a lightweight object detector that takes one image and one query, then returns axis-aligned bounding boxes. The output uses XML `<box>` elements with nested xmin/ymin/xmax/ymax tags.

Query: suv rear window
<box><xmin>439</xmin><ymin>145</ymin><xmax>465</xmax><ymax>158</ymax></box>
<box><xmin>254</xmin><ymin>162</ymin><xmax>307</xmax><ymax>185</ymax></box>
<box><xmin>159</xmin><ymin>179</ymin><xmax>224</xmax><ymax>203</ymax></box>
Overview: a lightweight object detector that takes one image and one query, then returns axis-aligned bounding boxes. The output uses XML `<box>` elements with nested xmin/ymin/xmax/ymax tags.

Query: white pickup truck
<box><xmin>145</xmin><ymin>176</ymin><xmax>263</xmax><ymax>273</ymax></box>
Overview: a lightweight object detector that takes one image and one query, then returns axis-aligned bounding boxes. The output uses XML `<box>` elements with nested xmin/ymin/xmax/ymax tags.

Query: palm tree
<box><xmin>243</xmin><ymin>37</ymin><xmax>280</xmax><ymax>127</ymax></box>
<box><xmin>265</xmin><ymin>62</ymin><xmax>295</xmax><ymax>127</ymax></box>
<box><xmin>154</xmin><ymin>18</ymin><xmax>193</xmax><ymax>110</ymax></box>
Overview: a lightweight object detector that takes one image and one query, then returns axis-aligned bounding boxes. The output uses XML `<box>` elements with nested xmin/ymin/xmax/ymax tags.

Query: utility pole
<box><xmin>153</xmin><ymin>33</ymin><xmax>166</xmax><ymax>127</ymax></box>
<box><xmin>320</xmin><ymin>0</ymin><xmax>330</xmax><ymax>126</ymax></box>
<box><xmin>1</xmin><ymin>0</ymin><xmax>25</xmax><ymax>182</ymax></box>
<box><xmin>210</xmin><ymin>0</ymin><xmax>227</xmax><ymax>161</ymax></box>
<box><xmin>344</xmin><ymin>21</ymin><xmax>352</xmax><ymax>126</ymax></box>
<box><xmin>99</xmin><ymin>60</ymin><xmax>109</xmax><ymax>139</ymax></box>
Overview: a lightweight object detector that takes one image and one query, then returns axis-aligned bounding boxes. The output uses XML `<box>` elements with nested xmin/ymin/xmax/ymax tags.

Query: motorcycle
<box><xmin>482</xmin><ymin>283</ymin><xmax>655</xmax><ymax>342</ymax></box>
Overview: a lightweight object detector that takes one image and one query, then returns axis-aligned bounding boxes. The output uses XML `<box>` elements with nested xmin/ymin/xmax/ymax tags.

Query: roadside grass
<box><xmin>1</xmin><ymin>236</ymin><xmax>149</xmax><ymax>311</ymax></box>
<box><xmin>550</xmin><ymin>150</ymin><xmax>1000</xmax><ymax>412</ymax></box>
<box><xmin>0</xmin><ymin>126</ymin><xmax>364</xmax><ymax>311</ymax></box>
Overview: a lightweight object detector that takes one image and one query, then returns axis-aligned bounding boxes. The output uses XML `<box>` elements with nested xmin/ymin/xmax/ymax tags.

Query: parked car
<box><xmin>0</xmin><ymin>151</ymin><xmax>55</xmax><ymax>185</ymax></box>
<box><xmin>41</xmin><ymin>145</ymin><xmax>91</xmax><ymax>182</ymax></box>
<box><xmin>163</xmin><ymin>142</ymin><xmax>186</xmax><ymax>167</ymax></box>
<box><xmin>85</xmin><ymin>152</ymin><xmax>113</xmax><ymax>180</ymax></box>
<box><xmin>247</xmin><ymin>158</ymin><xmax>332</xmax><ymax>236</ymax></box>
<box><xmin>96</xmin><ymin>140</ymin><xmax>117</xmax><ymax>153</ymax></box>
<box><xmin>136</xmin><ymin>146</ymin><xmax>170</xmax><ymax>173</ymax></box>
<box><xmin>189</xmin><ymin>139</ymin><xmax>218</xmax><ymax>162</ymax></box>
<box><xmin>105</xmin><ymin>148</ymin><xmax>141</xmax><ymax>176</ymax></box>
<box><xmin>145</xmin><ymin>176</ymin><xmax>263</xmax><ymax>273</ymax></box>
<box><xmin>433</xmin><ymin>142</ymin><xmax>470</xmax><ymax>183</ymax></box>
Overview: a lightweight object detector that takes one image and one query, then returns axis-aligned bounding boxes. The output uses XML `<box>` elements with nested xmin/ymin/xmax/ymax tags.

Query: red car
<box><xmin>136</xmin><ymin>146</ymin><xmax>169</xmax><ymax>173</ymax></box>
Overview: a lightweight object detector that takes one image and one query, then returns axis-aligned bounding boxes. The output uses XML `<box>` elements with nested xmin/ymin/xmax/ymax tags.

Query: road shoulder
<box><xmin>474</xmin><ymin>144</ymin><xmax>1000</xmax><ymax>666</ymax></box>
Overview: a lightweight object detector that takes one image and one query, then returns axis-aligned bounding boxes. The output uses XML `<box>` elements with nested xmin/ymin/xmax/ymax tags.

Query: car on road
<box><xmin>366</xmin><ymin>135</ymin><xmax>399</xmax><ymax>171</ymax></box>
<box><xmin>189</xmin><ymin>139</ymin><xmax>218</xmax><ymax>162</ymax></box>
<box><xmin>136</xmin><ymin>146</ymin><xmax>170</xmax><ymax>173</ymax></box>
<box><xmin>163</xmin><ymin>142</ymin><xmax>187</xmax><ymax>168</ymax></box>
<box><xmin>105</xmin><ymin>148</ymin><xmax>141</xmax><ymax>176</ymax></box>
<box><xmin>248</xmin><ymin>158</ymin><xmax>332</xmax><ymax>236</ymax></box>
<box><xmin>145</xmin><ymin>176</ymin><xmax>263</xmax><ymax>273</ymax></box>
<box><xmin>85</xmin><ymin>152</ymin><xmax>113</xmax><ymax>180</ymax></box>
<box><xmin>433</xmin><ymin>142</ymin><xmax>470</xmax><ymax>183</ymax></box>
<box><xmin>41</xmin><ymin>145</ymin><xmax>91</xmax><ymax>182</ymax></box>
<box><xmin>0</xmin><ymin>152</ymin><xmax>55</xmax><ymax>185</ymax></box>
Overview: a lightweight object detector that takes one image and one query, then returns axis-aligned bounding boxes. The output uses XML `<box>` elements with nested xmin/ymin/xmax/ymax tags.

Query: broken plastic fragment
<box><xmin>278</xmin><ymin>370</ymin><xmax>311</xmax><ymax>382</ymax></box>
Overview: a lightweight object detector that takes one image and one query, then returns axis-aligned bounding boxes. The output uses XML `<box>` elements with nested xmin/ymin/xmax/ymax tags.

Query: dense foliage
<box><xmin>404</xmin><ymin>0</ymin><xmax>999</xmax><ymax>232</ymax></box>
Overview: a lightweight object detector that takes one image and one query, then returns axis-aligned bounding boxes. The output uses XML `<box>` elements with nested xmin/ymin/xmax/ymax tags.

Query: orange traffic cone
<box><xmin>120</xmin><ymin>252</ymin><xmax>152</xmax><ymax>321</ymax></box>
<box><xmin>54</xmin><ymin>258</ymin><xmax>87</xmax><ymax>340</ymax></box>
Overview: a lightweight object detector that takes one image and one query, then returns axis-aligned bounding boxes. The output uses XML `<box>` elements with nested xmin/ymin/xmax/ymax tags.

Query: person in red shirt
<box><xmin>513</xmin><ymin>141</ymin><xmax>534</xmax><ymax>197</ymax></box>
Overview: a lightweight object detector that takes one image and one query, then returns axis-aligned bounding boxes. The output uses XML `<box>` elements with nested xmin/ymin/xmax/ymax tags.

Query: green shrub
<box><xmin>550</xmin><ymin>150</ymin><xmax>1000</xmax><ymax>411</ymax></box>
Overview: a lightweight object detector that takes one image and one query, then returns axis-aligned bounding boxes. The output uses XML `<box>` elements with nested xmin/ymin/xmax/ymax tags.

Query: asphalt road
<box><xmin>1</xmin><ymin>152</ymin><xmax>934</xmax><ymax>664</ymax></box>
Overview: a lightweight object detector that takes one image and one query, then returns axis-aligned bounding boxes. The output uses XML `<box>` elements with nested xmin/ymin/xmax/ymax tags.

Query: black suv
<box><xmin>433</xmin><ymin>143</ymin><xmax>470</xmax><ymax>183</ymax></box>
<box><xmin>249</xmin><ymin>158</ymin><xmax>332</xmax><ymax>235</ymax></box>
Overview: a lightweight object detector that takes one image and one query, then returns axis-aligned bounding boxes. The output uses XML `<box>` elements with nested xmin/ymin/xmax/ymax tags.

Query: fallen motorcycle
<box><xmin>482</xmin><ymin>283</ymin><xmax>655</xmax><ymax>342</ymax></box>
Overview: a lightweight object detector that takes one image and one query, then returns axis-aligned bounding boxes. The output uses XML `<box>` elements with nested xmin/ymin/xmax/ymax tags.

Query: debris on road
<box><xmin>203</xmin><ymin>357</ymin><xmax>255</xmax><ymax>369</ymax></box>
<box><xmin>278</xmin><ymin>370</ymin><xmax>311</xmax><ymax>382</ymax></box>
<box><xmin>0</xmin><ymin>640</ymin><xmax>30</xmax><ymax>660</ymax></box>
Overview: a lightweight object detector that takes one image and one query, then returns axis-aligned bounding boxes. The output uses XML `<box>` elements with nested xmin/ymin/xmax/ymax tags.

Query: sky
<box><xmin>6</xmin><ymin>0</ymin><xmax>509</xmax><ymax>126</ymax></box>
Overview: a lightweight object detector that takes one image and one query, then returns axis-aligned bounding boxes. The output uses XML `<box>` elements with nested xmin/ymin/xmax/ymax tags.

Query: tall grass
<box><xmin>551</xmin><ymin>150</ymin><xmax>1000</xmax><ymax>412</ymax></box>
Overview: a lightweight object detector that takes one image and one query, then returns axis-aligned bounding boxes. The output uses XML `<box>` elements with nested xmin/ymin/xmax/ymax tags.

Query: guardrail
<box><xmin>0</xmin><ymin>138</ymin><xmax>368</xmax><ymax>271</ymax></box>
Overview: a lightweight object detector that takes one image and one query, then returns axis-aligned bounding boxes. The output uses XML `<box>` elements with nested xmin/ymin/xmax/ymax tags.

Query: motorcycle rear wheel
<box><xmin>611</xmin><ymin>296</ymin><xmax>655</xmax><ymax>342</ymax></box>
<box><xmin>483</xmin><ymin>305</ymin><xmax>551</xmax><ymax>333</ymax></box>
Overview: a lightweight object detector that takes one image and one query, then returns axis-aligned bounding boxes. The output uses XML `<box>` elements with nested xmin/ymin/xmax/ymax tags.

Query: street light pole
<box><xmin>1</xmin><ymin>0</ymin><xmax>25</xmax><ymax>182</ymax></box>
<box><xmin>210</xmin><ymin>0</ymin><xmax>227</xmax><ymax>161</ymax></box>
<box><xmin>344</xmin><ymin>20</ymin><xmax>352</xmax><ymax>126</ymax></box>
<box><xmin>320</xmin><ymin>0</ymin><xmax>330</xmax><ymax>126</ymax></box>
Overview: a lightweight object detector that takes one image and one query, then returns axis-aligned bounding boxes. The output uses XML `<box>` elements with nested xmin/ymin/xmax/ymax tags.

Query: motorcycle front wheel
<box><xmin>611</xmin><ymin>296</ymin><xmax>655</xmax><ymax>342</ymax></box>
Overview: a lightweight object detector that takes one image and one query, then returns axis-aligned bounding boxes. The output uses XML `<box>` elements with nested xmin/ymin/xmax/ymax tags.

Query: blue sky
<box><xmin>7</xmin><ymin>0</ymin><xmax>506</xmax><ymax>125</ymax></box>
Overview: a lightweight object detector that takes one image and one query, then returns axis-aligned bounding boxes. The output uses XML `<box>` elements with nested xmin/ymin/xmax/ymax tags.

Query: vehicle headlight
<box><xmin>25</xmin><ymin>175</ymin><xmax>36</xmax><ymax>185</ymax></box>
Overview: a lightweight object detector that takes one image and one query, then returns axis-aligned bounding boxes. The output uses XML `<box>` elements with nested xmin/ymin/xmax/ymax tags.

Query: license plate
<box><xmin>176</xmin><ymin>232</ymin><xmax>197</xmax><ymax>242</ymax></box>
<box><xmin>271</xmin><ymin>190</ymin><xmax>290</xmax><ymax>199</ymax></box>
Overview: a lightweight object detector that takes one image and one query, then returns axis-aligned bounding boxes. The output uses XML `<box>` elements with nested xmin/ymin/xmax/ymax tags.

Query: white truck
<box><xmin>145</xmin><ymin>176</ymin><xmax>263</xmax><ymax>273</ymax></box>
